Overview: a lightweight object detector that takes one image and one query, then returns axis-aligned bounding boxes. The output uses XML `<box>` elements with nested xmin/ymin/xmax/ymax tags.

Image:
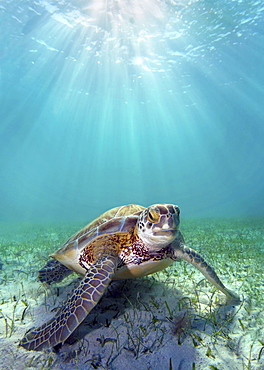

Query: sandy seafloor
<box><xmin>0</xmin><ymin>217</ymin><xmax>264</xmax><ymax>370</ymax></box>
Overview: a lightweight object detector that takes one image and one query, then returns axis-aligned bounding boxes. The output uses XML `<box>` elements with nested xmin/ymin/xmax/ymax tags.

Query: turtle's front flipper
<box><xmin>173</xmin><ymin>242</ymin><xmax>240</xmax><ymax>302</ymax></box>
<box><xmin>20</xmin><ymin>254</ymin><xmax>118</xmax><ymax>351</ymax></box>
<box><xmin>38</xmin><ymin>259</ymin><xmax>72</xmax><ymax>285</ymax></box>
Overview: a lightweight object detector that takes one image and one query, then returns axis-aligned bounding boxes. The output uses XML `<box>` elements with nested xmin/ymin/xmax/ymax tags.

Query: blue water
<box><xmin>0</xmin><ymin>0</ymin><xmax>264</xmax><ymax>222</ymax></box>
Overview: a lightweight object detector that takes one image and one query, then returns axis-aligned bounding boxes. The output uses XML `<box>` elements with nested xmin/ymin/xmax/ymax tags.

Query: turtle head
<box><xmin>137</xmin><ymin>204</ymin><xmax>180</xmax><ymax>250</ymax></box>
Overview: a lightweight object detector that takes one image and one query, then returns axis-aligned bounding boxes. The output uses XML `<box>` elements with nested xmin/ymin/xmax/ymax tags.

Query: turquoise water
<box><xmin>0</xmin><ymin>1</ymin><xmax>264</xmax><ymax>222</ymax></box>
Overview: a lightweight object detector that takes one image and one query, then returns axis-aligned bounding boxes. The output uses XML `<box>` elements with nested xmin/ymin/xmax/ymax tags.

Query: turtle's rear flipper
<box><xmin>38</xmin><ymin>259</ymin><xmax>72</xmax><ymax>285</ymax></box>
<box><xmin>20</xmin><ymin>254</ymin><xmax>118</xmax><ymax>351</ymax></box>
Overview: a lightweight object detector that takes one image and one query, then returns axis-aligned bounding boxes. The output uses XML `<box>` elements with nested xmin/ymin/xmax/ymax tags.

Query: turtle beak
<box><xmin>153</xmin><ymin>212</ymin><xmax>179</xmax><ymax>236</ymax></box>
<box><xmin>153</xmin><ymin>229</ymin><xmax>176</xmax><ymax>236</ymax></box>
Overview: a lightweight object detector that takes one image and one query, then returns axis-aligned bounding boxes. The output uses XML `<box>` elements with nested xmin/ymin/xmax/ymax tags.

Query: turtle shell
<box><xmin>50</xmin><ymin>204</ymin><xmax>145</xmax><ymax>275</ymax></box>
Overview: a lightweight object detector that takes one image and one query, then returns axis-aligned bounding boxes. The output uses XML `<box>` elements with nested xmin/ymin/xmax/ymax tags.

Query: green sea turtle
<box><xmin>20</xmin><ymin>204</ymin><xmax>239</xmax><ymax>351</ymax></box>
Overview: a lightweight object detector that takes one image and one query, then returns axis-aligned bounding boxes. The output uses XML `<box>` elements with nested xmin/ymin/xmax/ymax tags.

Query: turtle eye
<box><xmin>147</xmin><ymin>209</ymin><xmax>160</xmax><ymax>223</ymax></box>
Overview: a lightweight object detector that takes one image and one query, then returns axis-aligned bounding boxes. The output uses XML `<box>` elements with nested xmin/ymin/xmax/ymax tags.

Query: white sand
<box><xmin>0</xmin><ymin>221</ymin><xmax>264</xmax><ymax>369</ymax></box>
<box><xmin>0</xmin><ymin>273</ymin><xmax>263</xmax><ymax>369</ymax></box>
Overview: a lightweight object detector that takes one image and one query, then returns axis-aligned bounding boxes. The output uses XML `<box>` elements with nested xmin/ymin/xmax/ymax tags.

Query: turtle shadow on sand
<box><xmin>42</xmin><ymin>276</ymin><xmax>192</xmax><ymax>368</ymax></box>
<box><xmin>50</xmin><ymin>274</ymin><xmax>239</xmax><ymax>358</ymax></box>
<box><xmin>18</xmin><ymin>265</ymin><xmax>241</xmax><ymax>369</ymax></box>
<box><xmin>60</xmin><ymin>277</ymin><xmax>170</xmax><ymax>347</ymax></box>
<box><xmin>28</xmin><ymin>273</ymin><xmax>240</xmax><ymax>370</ymax></box>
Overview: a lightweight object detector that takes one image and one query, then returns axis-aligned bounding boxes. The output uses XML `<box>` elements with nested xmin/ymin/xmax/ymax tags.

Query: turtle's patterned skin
<box><xmin>20</xmin><ymin>204</ymin><xmax>239</xmax><ymax>351</ymax></box>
